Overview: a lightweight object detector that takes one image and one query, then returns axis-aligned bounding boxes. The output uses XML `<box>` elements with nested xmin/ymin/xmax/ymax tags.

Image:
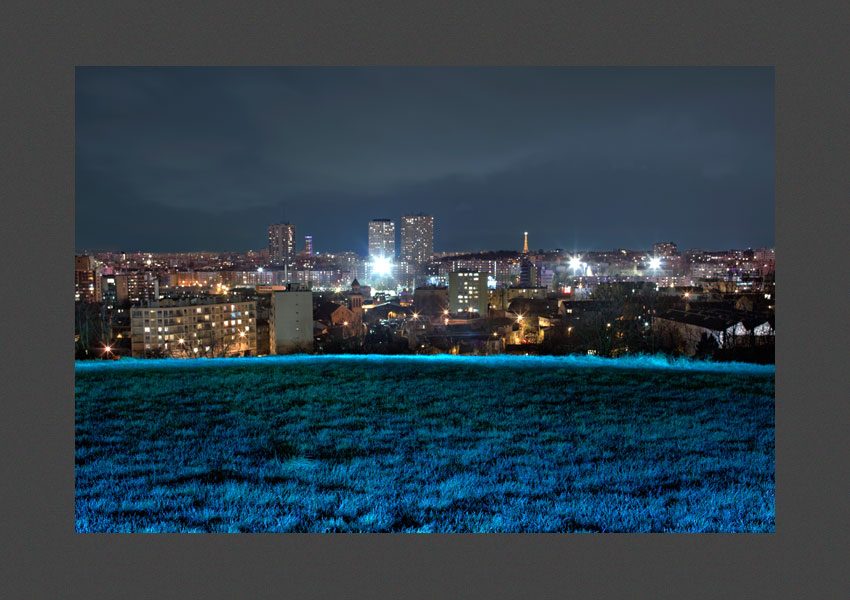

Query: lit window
<box><xmin>144</xmin><ymin>327</ymin><xmax>150</xmax><ymax>333</ymax></box>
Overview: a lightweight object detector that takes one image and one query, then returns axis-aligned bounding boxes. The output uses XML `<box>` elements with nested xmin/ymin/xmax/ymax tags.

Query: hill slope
<box><xmin>75</xmin><ymin>355</ymin><xmax>775</xmax><ymax>532</ymax></box>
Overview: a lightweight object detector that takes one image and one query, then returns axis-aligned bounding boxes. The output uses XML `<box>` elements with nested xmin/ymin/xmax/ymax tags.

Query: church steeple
<box><xmin>522</xmin><ymin>231</ymin><xmax>529</xmax><ymax>254</ymax></box>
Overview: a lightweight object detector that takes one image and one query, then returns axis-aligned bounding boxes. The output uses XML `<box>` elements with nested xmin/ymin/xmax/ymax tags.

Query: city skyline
<box><xmin>77</xmin><ymin>217</ymin><xmax>773</xmax><ymax>257</ymax></box>
<box><xmin>76</xmin><ymin>67</ymin><xmax>774</xmax><ymax>253</ymax></box>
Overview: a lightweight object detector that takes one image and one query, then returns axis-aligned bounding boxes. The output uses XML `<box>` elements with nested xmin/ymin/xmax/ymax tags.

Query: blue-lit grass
<box><xmin>75</xmin><ymin>355</ymin><xmax>775</xmax><ymax>532</ymax></box>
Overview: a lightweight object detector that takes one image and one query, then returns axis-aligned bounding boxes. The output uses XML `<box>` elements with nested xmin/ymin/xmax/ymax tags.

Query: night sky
<box><xmin>76</xmin><ymin>67</ymin><xmax>774</xmax><ymax>254</ymax></box>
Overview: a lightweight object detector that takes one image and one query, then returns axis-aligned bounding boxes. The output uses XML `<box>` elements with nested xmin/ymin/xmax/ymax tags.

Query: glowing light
<box><xmin>343</xmin><ymin>321</ymin><xmax>349</xmax><ymax>326</ymax></box>
<box><xmin>412</xmin><ymin>312</ymin><xmax>419</xmax><ymax>319</ymax></box>
<box><xmin>370</xmin><ymin>255</ymin><xmax>393</xmax><ymax>277</ymax></box>
<box><xmin>569</xmin><ymin>255</ymin><xmax>583</xmax><ymax>272</ymax></box>
<box><xmin>443</xmin><ymin>309</ymin><xmax>449</xmax><ymax>315</ymax></box>
<box><xmin>648</xmin><ymin>256</ymin><xmax>662</xmax><ymax>270</ymax></box>
<box><xmin>178</xmin><ymin>338</ymin><xmax>185</xmax><ymax>344</ymax></box>
<box><xmin>257</xmin><ymin>267</ymin><xmax>264</xmax><ymax>273</ymax></box>
<box><xmin>239</xmin><ymin>331</ymin><xmax>246</xmax><ymax>338</ymax></box>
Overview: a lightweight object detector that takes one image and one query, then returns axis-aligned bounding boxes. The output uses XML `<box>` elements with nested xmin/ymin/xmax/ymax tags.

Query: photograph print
<box><xmin>75</xmin><ymin>67</ymin><xmax>775</xmax><ymax>533</ymax></box>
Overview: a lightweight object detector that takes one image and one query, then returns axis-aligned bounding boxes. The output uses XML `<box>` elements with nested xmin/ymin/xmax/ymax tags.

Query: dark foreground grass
<box><xmin>75</xmin><ymin>355</ymin><xmax>774</xmax><ymax>532</ymax></box>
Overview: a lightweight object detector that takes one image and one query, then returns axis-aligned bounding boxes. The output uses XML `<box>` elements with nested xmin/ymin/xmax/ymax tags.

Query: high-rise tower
<box><xmin>268</xmin><ymin>222</ymin><xmax>296</xmax><ymax>275</ymax></box>
<box><xmin>400</xmin><ymin>214</ymin><xmax>434</xmax><ymax>265</ymax></box>
<box><xmin>368</xmin><ymin>219</ymin><xmax>396</xmax><ymax>260</ymax></box>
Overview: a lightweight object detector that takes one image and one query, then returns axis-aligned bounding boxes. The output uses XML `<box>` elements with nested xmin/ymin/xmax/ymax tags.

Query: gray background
<box><xmin>2</xmin><ymin>1</ymin><xmax>848</xmax><ymax>598</ymax></box>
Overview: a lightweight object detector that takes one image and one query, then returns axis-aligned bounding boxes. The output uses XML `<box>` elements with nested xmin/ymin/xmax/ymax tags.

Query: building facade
<box><xmin>400</xmin><ymin>214</ymin><xmax>434</xmax><ymax>266</ymax></box>
<box><xmin>118</xmin><ymin>271</ymin><xmax>159</xmax><ymax>304</ymax></box>
<box><xmin>368</xmin><ymin>219</ymin><xmax>396</xmax><ymax>260</ymax></box>
<box><xmin>130</xmin><ymin>299</ymin><xmax>257</xmax><ymax>358</ymax></box>
<box><xmin>268</xmin><ymin>222</ymin><xmax>296</xmax><ymax>272</ymax></box>
<box><xmin>75</xmin><ymin>255</ymin><xmax>102</xmax><ymax>303</ymax></box>
<box><xmin>269</xmin><ymin>288</ymin><xmax>313</xmax><ymax>354</ymax></box>
<box><xmin>448</xmin><ymin>271</ymin><xmax>489</xmax><ymax>316</ymax></box>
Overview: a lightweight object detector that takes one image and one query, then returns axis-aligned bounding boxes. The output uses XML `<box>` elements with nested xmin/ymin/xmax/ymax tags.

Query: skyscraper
<box><xmin>304</xmin><ymin>235</ymin><xmax>313</xmax><ymax>256</ymax></box>
<box><xmin>268</xmin><ymin>222</ymin><xmax>296</xmax><ymax>273</ymax></box>
<box><xmin>368</xmin><ymin>219</ymin><xmax>395</xmax><ymax>260</ymax></box>
<box><xmin>400</xmin><ymin>214</ymin><xmax>434</xmax><ymax>266</ymax></box>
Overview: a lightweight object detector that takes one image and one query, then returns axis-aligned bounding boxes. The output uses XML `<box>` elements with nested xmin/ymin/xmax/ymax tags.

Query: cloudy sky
<box><xmin>76</xmin><ymin>67</ymin><xmax>774</xmax><ymax>254</ymax></box>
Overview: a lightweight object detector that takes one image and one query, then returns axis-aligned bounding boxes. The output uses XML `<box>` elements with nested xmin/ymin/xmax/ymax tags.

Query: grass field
<box><xmin>75</xmin><ymin>355</ymin><xmax>775</xmax><ymax>533</ymax></box>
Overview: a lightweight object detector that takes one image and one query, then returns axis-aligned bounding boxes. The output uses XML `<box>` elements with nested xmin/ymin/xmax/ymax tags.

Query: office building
<box><xmin>303</xmin><ymin>235</ymin><xmax>313</xmax><ymax>256</ymax></box>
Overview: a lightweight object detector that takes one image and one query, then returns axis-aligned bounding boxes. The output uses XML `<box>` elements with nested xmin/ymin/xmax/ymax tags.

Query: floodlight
<box><xmin>371</xmin><ymin>255</ymin><xmax>393</xmax><ymax>277</ymax></box>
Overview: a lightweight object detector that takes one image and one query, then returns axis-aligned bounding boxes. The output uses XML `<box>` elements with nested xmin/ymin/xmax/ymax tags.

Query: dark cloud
<box><xmin>76</xmin><ymin>67</ymin><xmax>774</xmax><ymax>252</ymax></box>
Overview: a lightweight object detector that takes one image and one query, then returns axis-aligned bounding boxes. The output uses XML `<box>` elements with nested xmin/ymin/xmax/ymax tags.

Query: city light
<box><xmin>648</xmin><ymin>256</ymin><xmax>662</xmax><ymax>270</ymax></box>
<box><xmin>371</xmin><ymin>255</ymin><xmax>393</xmax><ymax>277</ymax></box>
<box><xmin>257</xmin><ymin>266</ymin><xmax>264</xmax><ymax>273</ymax></box>
<box><xmin>569</xmin><ymin>255</ymin><xmax>583</xmax><ymax>272</ymax></box>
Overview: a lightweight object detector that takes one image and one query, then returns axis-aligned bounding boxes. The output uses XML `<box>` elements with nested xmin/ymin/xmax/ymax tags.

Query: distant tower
<box><xmin>522</xmin><ymin>231</ymin><xmax>529</xmax><ymax>254</ymax></box>
<box><xmin>400</xmin><ymin>214</ymin><xmax>434</xmax><ymax>265</ymax></box>
<box><xmin>304</xmin><ymin>235</ymin><xmax>313</xmax><ymax>256</ymax></box>
<box><xmin>268</xmin><ymin>222</ymin><xmax>296</xmax><ymax>277</ymax></box>
<box><xmin>368</xmin><ymin>219</ymin><xmax>396</xmax><ymax>260</ymax></box>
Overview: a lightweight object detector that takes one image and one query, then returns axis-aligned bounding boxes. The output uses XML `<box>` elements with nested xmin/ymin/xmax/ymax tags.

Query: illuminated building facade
<box><xmin>448</xmin><ymin>270</ymin><xmax>488</xmax><ymax>315</ymax></box>
<box><xmin>400</xmin><ymin>214</ymin><xmax>434</xmax><ymax>266</ymax></box>
<box><xmin>130</xmin><ymin>299</ymin><xmax>257</xmax><ymax>358</ymax></box>
<box><xmin>268</xmin><ymin>222</ymin><xmax>296</xmax><ymax>272</ymax></box>
<box><xmin>75</xmin><ymin>255</ymin><xmax>102</xmax><ymax>303</ymax></box>
<box><xmin>368</xmin><ymin>219</ymin><xmax>395</xmax><ymax>260</ymax></box>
